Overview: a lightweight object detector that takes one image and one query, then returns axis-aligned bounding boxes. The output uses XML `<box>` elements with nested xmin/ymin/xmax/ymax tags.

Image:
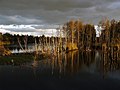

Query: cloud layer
<box><xmin>0</xmin><ymin>0</ymin><xmax>120</xmax><ymax>25</ymax></box>
<box><xmin>0</xmin><ymin>25</ymin><xmax>58</xmax><ymax>36</ymax></box>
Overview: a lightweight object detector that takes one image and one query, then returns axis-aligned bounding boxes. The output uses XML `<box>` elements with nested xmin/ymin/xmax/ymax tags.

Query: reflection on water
<box><xmin>98</xmin><ymin>51</ymin><xmax>120</xmax><ymax>77</ymax></box>
<box><xmin>31</xmin><ymin>51</ymin><xmax>120</xmax><ymax>78</ymax></box>
<box><xmin>9</xmin><ymin>44</ymin><xmax>35</xmax><ymax>53</ymax></box>
<box><xmin>0</xmin><ymin>51</ymin><xmax>120</xmax><ymax>90</ymax></box>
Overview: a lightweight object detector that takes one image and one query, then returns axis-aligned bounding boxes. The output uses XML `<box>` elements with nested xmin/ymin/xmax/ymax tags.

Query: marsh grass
<box><xmin>0</xmin><ymin>54</ymin><xmax>34</xmax><ymax>65</ymax></box>
<box><xmin>0</xmin><ymin>52</ymin><xmax>53</xmax><ymax>65</ymax></box>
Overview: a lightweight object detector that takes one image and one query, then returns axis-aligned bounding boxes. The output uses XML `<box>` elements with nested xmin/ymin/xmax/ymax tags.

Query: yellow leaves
<box><xmin>69</xmin><ymin>20</ymin><xmax>75</xmax><ymax>31</ymax></box>
<box><xmin>3</xmin><ymin>49</ymin><xmax>11</xmax><ymax>56</ymax></box>
<box><xmin>66</xmin><ymin>43</ymin><xmax>78</xmax><ymax>51</ymax></box>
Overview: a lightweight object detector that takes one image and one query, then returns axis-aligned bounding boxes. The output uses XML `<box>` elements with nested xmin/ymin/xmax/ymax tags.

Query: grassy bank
<box><xmin>0</xmin><ymin>54</ymin><xmax>34</xmax><ymax>65</ymax></box>
<box><xmin>0</xmin><ymin>52</ymin><xmax>52</xmax><ymax>65</ymax></box>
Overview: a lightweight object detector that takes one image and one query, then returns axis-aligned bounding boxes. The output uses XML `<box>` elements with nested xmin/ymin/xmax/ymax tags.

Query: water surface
<box><xmin>0</xmin><ymin>51</ymin><xmax>120</xmax><ymax>90</ymax></box>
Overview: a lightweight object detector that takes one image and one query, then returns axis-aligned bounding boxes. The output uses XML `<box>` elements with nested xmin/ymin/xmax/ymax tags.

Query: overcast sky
<box><xmin>0</xmin><ymin>0</ymin><xmax>120</xmax><ymax>36</ymax></box>
<box><xmin>0</xmin><ymin>0</ymin><xmax>120</xmax><ymax>25</ymax></box>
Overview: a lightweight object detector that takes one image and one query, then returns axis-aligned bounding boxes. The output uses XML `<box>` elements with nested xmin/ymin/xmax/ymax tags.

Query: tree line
<box><xmin>0</xmin><ymin>18</ymin><xmax>120</xmax><ymax>55</ymax></box>
<box><xmin>63</xmin><ymin>19</ymin><xmax>120</xmax><ymax>51</ymax></box>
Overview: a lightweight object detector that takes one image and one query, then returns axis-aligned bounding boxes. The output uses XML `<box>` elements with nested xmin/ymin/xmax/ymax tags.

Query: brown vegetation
<box><xmin>63</xmin><ymin>18</ymin><xmax>120</xmax><ymax>52</ymax></box>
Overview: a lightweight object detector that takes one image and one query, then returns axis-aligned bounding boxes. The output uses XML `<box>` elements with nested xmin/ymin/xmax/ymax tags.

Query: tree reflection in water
<box><xmin>31</xmin><ymin>50</ymin><xmax>120</xmax><ymax>78</ymax></box>
<box><xmin>98</xmin><ymin>51</ymin><xmax>120</xmax><ymax>77</ymax></box>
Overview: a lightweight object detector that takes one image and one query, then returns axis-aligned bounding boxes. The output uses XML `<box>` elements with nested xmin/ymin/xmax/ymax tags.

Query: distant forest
<box><xmin>0</xmin><ymin>18</ymin><xmax>120</xmax><ymax>55</ymax></box>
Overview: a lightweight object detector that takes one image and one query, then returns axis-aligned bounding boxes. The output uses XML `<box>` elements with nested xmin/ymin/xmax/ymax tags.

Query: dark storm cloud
<box><xmin>0</xmin><ymin>15</ymin><xmax>42</xmax><ymax>24</ymax></box>
<box><xmin>0</xmin><ymin>0</ymin><xmax>120</xmax><ymax>25</ymax></box>
<box><xmin>0</xmin><ymin>0</ymin><xmax>94</xmax><ymax>10</ymax></box>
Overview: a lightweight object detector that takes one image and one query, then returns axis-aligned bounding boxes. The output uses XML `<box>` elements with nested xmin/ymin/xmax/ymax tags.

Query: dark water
<box><xmin>0</xmin><ymin>51</ymin><xmax>120</xmax><ymax>90</ymax></box>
